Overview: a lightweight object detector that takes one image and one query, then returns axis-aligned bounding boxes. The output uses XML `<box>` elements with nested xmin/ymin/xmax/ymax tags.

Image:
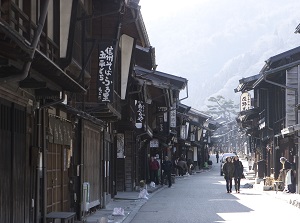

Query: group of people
<box><xmin>149</xmin><ymin>154</ymin><xmax>192</xmax><ymax>188</ymax></box>
<box><xmin>149</xmin><ymin>156</ymin><xmax>173</xmax><ymax>188</ymax></box>
<box><xmin>222</xmin><ymin>156</ymin><xmax>244</xmax><ymax>193</ymax></box>
<box><xmin>150</xmin><ymin>153</ymin><xmax>297</xmax><ymax>195</ymax></box>
<box><xmin>174</xmin><ymin>156</ymin><xmax>191</xmax><ymax>176</ymax></box>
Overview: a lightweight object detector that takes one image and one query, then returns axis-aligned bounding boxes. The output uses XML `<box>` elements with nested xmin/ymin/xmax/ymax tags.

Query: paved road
<box><xmin>128</xmin><ymin>156</ymin><xmax>300</xmax><ymax>223</ymax></box>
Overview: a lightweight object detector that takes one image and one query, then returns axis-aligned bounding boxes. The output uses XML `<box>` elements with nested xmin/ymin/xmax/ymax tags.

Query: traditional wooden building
<box><xmin>0</xmin><ymin>0</ymin><xmax>152</xmax><ymax>222</ymax></box>
<box><xmin>131</xmin><ymin>66</ymin><xmax>188</xmax><ymax>186</ymax></box>
<box><xmin>176</xmin><ymin>105</ymin><xmax>213</xmax><ymax>169</ymax></box>
<box><xmin>0</xmin><ymin>1</ymin><xmax>89</xmax><ymax>222</ymax></box>
<box><xmin>235</xmin><ymin>46</ymin><xmax>300</xmax><ymax>193</ymax></box>
<box><xmin>0</xmin><ymin>1</ymin><xmax>217</xmax><ymax>222</ymax></box>
<box><xmin>69</xmin><ymin>0</ymin><xmax>155</xmax><ymax>219</ymax></box>
<box><xmin>113</xmin><ymin>46</ymin><xmax>156</xmax><ymax>192</ymax></box>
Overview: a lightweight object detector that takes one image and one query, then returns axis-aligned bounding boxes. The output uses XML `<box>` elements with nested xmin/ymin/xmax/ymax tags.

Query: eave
<box><xmin>0</xmin><ymin>21</ymin><xmax>86</xmax><ymax>93</ymax></box>
<box><xmin>78</xmin><ymin>101</ymin><xmax>122</xmax><ymax>122</ymax></box>
<box><xmin>134</xmin><ymin>66</ymin><xmax>187</xmax><ymax>91</ymax></box>
<box><xmin>234</xmin><ymin>74</ymin><xmax>260</xmax><ymax>93</ymax></box>
<box><xmin>236</xmin><ymin>108</ymin><xmax>259</xmax><ymax>123</ymax></box>
<box><xmin>135</xmin><ymin>45</ymin><xmax>156</xmax><ymax>70</ymax></box>
<box><xmin>188</xmin><ymin>108</ymin><xmax>211</xmax><ymax>120</ymax></box>
<box><xmin>263</xmin><ymin>46</ymin><xmax>300</xmax><ymax>71</ymax></box>
<box><xmin>178</xmin><ymin>103</ymin><xmax>191</xmax><ymax>114</ymax></box>
<box><xmin>58</xmin><ymin>103</ymin><xmax>106</xmax><ymax>126</ymax></box>
<box><xmin>252</xmin><ymin>46</ymin><xmax>300</xmax><ymax>89</ymax></box>
<box><xmin>32</xmin><ymin>49</ymin><xmax>86</xmax><ymax>93</ymax></box>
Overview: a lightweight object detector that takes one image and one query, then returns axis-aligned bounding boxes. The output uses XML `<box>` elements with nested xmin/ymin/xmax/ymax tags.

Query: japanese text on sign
<box><xmin>135</xmin><ymin>101</ymin><xmax>145</xmax><ymax>129</ymax></box>
<box><xmin>98</xmin><ymin>44</ymin><xmax>114</xmax><ymax>102</ymax></box>
<box><xmin>240</xmin><ymin>92</ymin><xmax>251</xmax><ymax>111</ymax></box>
<box><xmin>170</xmin><ymin>105</ymin><xmax>176</xmax><ymax>128</ymax></box>
<box><xmin>158</xmin><ymin>107</ymin><xmax>167</xmax><ymax>133</ymax></box>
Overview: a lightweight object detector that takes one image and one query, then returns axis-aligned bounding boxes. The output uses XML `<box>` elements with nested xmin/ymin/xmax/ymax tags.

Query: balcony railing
<box><xmin>76</xmin><ymin>90</ymin><xmax>122</xmax><ymax>121</ymax></box>
<box><xmin>0</xmin><ymin>1</ymin><xmax>59</xmax><ymax>62</ymax></box>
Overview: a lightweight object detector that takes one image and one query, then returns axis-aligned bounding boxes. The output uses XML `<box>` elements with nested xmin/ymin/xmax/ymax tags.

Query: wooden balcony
<box><xmin>0</xmin><ymin>1</ymin><xmax>59</xmax><ymax>62</ymax></box>
<box><xmin>77</xmin><ymin>90</ymin><xmax>122</xmax><ymax>121</ymax></box>
<box><xmin>0</xmin><ymin>1</ymin><xmax>86</xmax><ymax>93</ymax></box>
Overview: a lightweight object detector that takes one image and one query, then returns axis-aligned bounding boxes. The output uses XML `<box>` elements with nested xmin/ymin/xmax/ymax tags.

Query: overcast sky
<box><xmin>139</xmin><ymin>0</ymin><xmax>300</xmax><ymax>111</ymax></box>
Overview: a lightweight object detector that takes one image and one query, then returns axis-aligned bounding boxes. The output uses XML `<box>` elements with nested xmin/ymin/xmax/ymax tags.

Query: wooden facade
<box><xmin>0</xmin><ymin>1</ymin><xmax>196</xmax><ymax>223</ymax></box>
<box><xmin>0</xmin><ymin>98</ymin><xmax>29</xmax><ymax>223</ymax></box>
<box><xmin>0</xmin><ymin>0</ymin><xmax>97</xmax><ymax>222</ymax></box>
<box><xmin>236</xmin><ymin>46</ymin><xmax>300</xmax><ymax>193</ymax></box>
<box><xmin>81</xmin><ymin>120</ymin><xmax>103</xmax><ymax>209</ymax></box>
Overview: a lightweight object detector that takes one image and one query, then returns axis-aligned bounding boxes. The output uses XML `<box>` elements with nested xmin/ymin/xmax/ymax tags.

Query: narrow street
<box><xmin>127</xmin><ymin>155</ymin><xmax>300</xmax><ymax>223</ymax></box>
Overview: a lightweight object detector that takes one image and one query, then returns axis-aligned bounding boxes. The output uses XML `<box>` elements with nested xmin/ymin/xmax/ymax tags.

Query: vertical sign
<box><xmin>169</xmin><ymin>105</ymin><xmax>176</xmax><ymax>128</ymax></box>
<box><xmin>158</xmin><ymin>107</ymin><xmax>168</xmax><ymax>133</ymax></box>
<box><xmin>197</xmin><ymin>128</ymin><xmax>203</xmax><ymax>141</ymax></box>
<box><xmin>240</xmin><ymin>92</ymin><xmax>251</xmax><ymax>111</ymax></box>
<box><xmin>180</xmin><ymin>125</ymin><xmax>186</xmax><ymax>139</ymax></box>
<box><xmin>186</xmin><ymin>122</ymin><xmax>189</xmax><ymax>139</ymax></box>
<box><xmin>117</xmin><ymin>134</ymin><xmax>125</xmax><ymax>158</ymax></box>
<box><xmin>190</xmin><ymin>125</ymin><xmax>195</xmax><ymax>141</ymax></box>
<box><xmin>135</xmin><ymin>100</ymin><xmax>145</xmax><ymax>129</ymax></box>
<box><xmin>98</xmin><ymin>43</ymin><xmax>115</xmax><ymax>103</ymax></box>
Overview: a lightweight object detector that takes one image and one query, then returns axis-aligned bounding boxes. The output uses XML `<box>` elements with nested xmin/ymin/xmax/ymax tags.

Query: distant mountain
<box><xmin>140</xmin><ymin>0</ymin><xmax>300</xmax><ymax>110</ymax></box>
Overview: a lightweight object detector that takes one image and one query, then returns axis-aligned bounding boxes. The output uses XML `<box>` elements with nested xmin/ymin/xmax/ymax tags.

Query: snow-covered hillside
<box><xmin>140</xmin><ymin>0</ymin><xmax>300</xmax><ymax>110</ymax></box>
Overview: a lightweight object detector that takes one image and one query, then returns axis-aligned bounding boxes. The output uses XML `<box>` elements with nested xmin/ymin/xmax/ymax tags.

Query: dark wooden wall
<box><xmin>116</xmin><ymin>158</ymin><xmax>125</xmax><ymax>191</ymax></box>
<box><xmin>124</xmin><ymin>131</ymin><xmax>134</xmax><ymax>191</ymax></box>
<box><xmin>115</xmin><ymin>131</ymin><xmax>135</xmax><ymax>192</ymax></box>
<box><xmin>47</xmin><ymin>143</ymin><xmax>70</xmax><ymax>212</ymax></box>
<box><xmin>0</xmin><ymin>98</ymin><xmax>29</xmax><ymax>223</ymax></box>
<box><xmin>81</xmin><ymin>120</ymin><xmax>103</xmax><ymax>208</ymax></box>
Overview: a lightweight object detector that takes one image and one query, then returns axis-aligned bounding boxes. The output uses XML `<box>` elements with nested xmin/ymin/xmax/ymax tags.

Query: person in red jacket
<box><xmin>149</xmin><ymin>156</ymin><xmax>160</xmax><ymax>185</ymax></box>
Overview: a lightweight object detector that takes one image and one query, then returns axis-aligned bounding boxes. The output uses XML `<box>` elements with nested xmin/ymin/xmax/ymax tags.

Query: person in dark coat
<box><xmin>233</xmin><ymin>156</ymin><xmax>244</xmax><ymax>193</ymax></box>
<box><xmin>174</xmin><ymin>157</ymin><xmax>180</xmax><ymax>176</ymax></box>
<box><xmin>161</xmin><ymin>156</ymin><xmax>173</xmax><ymax>187</ymax></box>
<box><xmin>177</xmin><ymin>160</ymin><xmax>188</xmax><ymax>176</ymax></box>
<box><xmin>149</xmin><ymin>156</ymin><xmax>160</xmax><ymax>185</ymax></box>
<box><xmin>223</xmin><ymin>157</ymin><xmax>235</xmax><ymax>193</ymax></box>
<box><xmin>216</xmin><ymin>151</ymin><xmax>219</xmax><ymax>163</ymax></box>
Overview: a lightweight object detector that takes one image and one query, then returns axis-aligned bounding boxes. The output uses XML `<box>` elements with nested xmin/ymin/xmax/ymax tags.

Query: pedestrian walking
<box><xmin>161</xmin><ymin>156</ymin><xmax>173</xmax><ymax>187</ymax></box>
<box><xmin>149</xmin><ymin>156</ymin><xmax>160</xmax><ymax>185</ymax></box>
<box><xmin>216</xmin><ymin>151</ymin><xmax>219</xmax><ymax>163</ymax></box>
<box><xmin>233</xmin><ymin>156</ymin><xmax>244</xmax><ymax>193</ymax></box>
<box><xmin>177</xmin><ymin>159</ymin><xmax>188</xmax><ymax>176</ymax></box>
<box><xmin>223</xmin><ymin>157</ymin><xmax>234</xmax><ymax>193</ymax></box>
<box><xmin>187</xmin><ymin>158</ymin><xmax>193</xmax><ymax>174</ymax></box>
<box><xmin>248</xmin><ymin>158</ymin><xmax>254</xmax><ymax>171</ymax></box>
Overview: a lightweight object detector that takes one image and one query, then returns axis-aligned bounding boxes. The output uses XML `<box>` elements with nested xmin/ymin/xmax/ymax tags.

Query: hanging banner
<box><xmin>117</xmin><ymin>134</ymin><xmax>125</xmax><ymax>158</ymax></box>
<box><xmin>62</xmin><ymin>122</ymin><xmax>72</xmax><ymax>146</ymax></box>
<box><xmin>98</xmin><ymin>42</ymin><xmax>115</xmax><ymax>103</ymax></box>
<box><xmin>49</xmin><ymin>116</ymin><xmax>72</xmax><ymax>145</ymax></box>
<box><xmin>54</xmin><ymin>118</ymin><xmax>63</xmax><ymax>144</ymax></box>
<box><xmin>180</xmin><ymin>125</ymin><xmax>186</xmax><ymax>139</ymax></box>
<box><xmin>169</xmin><ymin>105</ymin><xmax>176</xmax><ymax>128</ymax></box>
<box><xmin>157</xmin><ymin>107</ymin><xmax>168</xmax><ymax>133</ymax></box>
<box><xmin>135</xmin><ymin>100</ymin><xmax>145</xmax><ymax>129</ymax></box>
<box><xmin>240</xmin><ymin>92</ymin><xmax>251</xmax><ymax>111</ymax></box>
<box><xmin>197</xmin><ymin>128</ymin><xmax>203</xmax><ymax>141</ymax></box>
